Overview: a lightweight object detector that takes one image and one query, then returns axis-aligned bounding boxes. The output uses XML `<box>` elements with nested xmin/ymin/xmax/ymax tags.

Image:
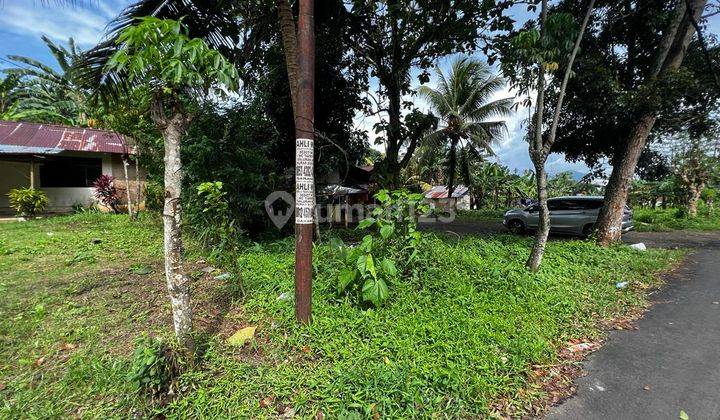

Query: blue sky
<box><xmin>1</xmin><ymin>1</ymin><xmax>718</xmax><ymax>176</ymax></box>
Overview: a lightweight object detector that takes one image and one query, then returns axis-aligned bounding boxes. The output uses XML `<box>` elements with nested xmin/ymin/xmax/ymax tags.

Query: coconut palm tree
<box><xmin>418</xmin><ymin>57</ymin><xmax>513</xmax><ymax>203</ymax></box>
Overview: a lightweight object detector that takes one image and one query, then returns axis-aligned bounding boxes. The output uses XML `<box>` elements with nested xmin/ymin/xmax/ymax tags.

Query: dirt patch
<box><xmin>68</xmin><ymin>259</ymin><xmax>245</xmax><ymax>356</ymax></box>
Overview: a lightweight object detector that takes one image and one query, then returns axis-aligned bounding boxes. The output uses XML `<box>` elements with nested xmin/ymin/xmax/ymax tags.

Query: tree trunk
<box><xmin>163</xmin><ymin>113</ymin><xmax>194</xmax><ymax>350</ymax></box>
<box><xmin>294</xmin><ymin>0</ymin><xmax>315</xmax><ymax>324</ymax></box>
<box><xmin>526</xmin><ymin>0</ymin><xmax>549</xmax><ymax>271</ymax></box>
<box><xmin>277</xmin><ymin>0</ymin><xmax>321</xmax><ymax>241</ymax></box>
<box><xmin>687</xmin><ymin>183</ymin><xmax>703</xmax><ymax>217</ymax></box>
<box><xmin>446</xmin><ymin>138</ymin><xmax>458</xmax><ymax>210</ymax></box>
<box><xmin>277</xmin><ymin>0</ymin><xmax>299</xmax><ymax>113</ymax></box>
<box><xmin>151</xmin><ymin>94</ymin><xmax>194</xmax><ymax>351</ymax></box>
<box><xmin>122</xmin><ymin>156</ymin><xmax>133</xmax><ymax>219</ymax></box>
<box><xmin>134</xmin><ymin>152</ymin><xmax>141</xmax><ymax>219</ymax></box>
<box><xmin>596</xmin><ymin>0</ymin><xmax>706</xmax><ymax>245</ymax></box>
<box><xmin>596</xmin><ymin>115</ymin><xmax>655</xmax><ymax>245</ymax></box>
<box><xmin>527</xmin><ymin>164</ymin><xmax>550</xmax><ymax>271</ymax></box>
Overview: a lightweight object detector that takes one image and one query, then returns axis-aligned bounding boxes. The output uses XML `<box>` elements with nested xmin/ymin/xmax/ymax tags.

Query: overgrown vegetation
<box><xmin>634</xmin><ymin>205</ymin><xmax>720</xmax><ymax>232</ymax></box>
<box><xmin>0</xmin><ymin>214</ymin><xmax>682</xmax><ymax>417</ymax></box>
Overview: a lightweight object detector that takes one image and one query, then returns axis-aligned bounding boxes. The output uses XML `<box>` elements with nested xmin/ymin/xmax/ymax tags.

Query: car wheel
<box><xmin>508</xmin><ymin>219</ymin><xmax>526</xmax><ymax>234</ymax></box>
<box><xmin>582</xmin><ymin>223</ymin><xmax>596</xmax><ymax>238</ymax></box>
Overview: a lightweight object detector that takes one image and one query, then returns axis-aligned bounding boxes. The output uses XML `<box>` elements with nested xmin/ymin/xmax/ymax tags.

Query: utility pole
<box><xmin>294</xmin><ymin>0</ymin><xmax>315</xmax><ymax>323</ymax></box>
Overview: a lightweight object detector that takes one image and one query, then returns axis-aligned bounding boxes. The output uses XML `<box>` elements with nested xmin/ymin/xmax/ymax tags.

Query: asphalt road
<box><xmin>423</xmin><ymin>219</ymin><xmax>720</xmax><ymax>419</ymax></box>
<box><xmin>546</xmin><ymin>230</ymin><xmax>720</xmax><ymax>420</ymax></box>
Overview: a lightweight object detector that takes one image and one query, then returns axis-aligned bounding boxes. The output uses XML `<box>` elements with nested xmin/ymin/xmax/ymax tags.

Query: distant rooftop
<box><xmin>424</xmin><ymin>185</ymin><xmax>469</xmax><ymax>199</ymax></box>
<box><xmin>0</xmin><ymin>121</ymin><xmax>130</xmax><ymax>155</ymax></box>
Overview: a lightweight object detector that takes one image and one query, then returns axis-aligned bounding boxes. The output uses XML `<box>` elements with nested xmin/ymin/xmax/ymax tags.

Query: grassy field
<box><xmin>0</xmin><ymin>213</ymin><xmax>682</xmax><ymax>418</ymax></box>
<box><xmin>633</xmin><ymin>206</ymin><xmax>720</xmax><ymax>232</ymax></box>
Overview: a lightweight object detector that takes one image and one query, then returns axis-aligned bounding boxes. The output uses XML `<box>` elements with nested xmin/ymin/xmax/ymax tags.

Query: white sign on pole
<box><xmin>295</xmin><ymin>137</ymin><xmax>314</xmax><ymax>224</ymax></box>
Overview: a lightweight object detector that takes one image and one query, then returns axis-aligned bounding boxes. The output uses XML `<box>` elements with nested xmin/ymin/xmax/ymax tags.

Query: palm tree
<box><xmin>418</xmin><ymin>57</ymin><xmax>513</xmax><ymax>204</ymax></box>
<box><xmin>5</xmin><ymin>36</ymin><xmax>90</xmax><ymax>125</ymax></box>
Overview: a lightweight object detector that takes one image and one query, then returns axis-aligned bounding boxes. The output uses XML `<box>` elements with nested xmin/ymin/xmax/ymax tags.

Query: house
<box><xmin>317</xmin><ymin>164</ymin><xmax>376</xmax><ymax>225</ymax></box>
<box><xmin>424</xmin><ymin>185</ymin><xmax>471</xmax><ymax>210</ymax></box>
<box><xmin>0</xmin><ymin>121</ymin><xmax>143</xmax><ymax>214</ymax></box>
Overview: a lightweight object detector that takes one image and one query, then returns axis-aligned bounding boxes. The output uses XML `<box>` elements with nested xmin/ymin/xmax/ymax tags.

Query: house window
<box><xmin>39</xmin><ymin>157</ymin><xmax>103</xmax><ymax>188</ymax></box>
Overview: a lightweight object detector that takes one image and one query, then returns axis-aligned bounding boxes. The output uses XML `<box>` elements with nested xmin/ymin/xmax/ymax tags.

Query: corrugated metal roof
<box><xmin>0</xmin><ymin>121</ymin><xmax>130</xmax><ymax>155</ymax></box>
<box><xmin>0</xmin><ymin>145</ymin><xmax>64</xmax><ymax>155</ymax></box>
<box><xmin>321</xmin><ymin>184</ymin><xmax>368</xmax><ymax>197</ymax></box>
<box><xmin>424</xmin><ymin>185</ymin><xmax>469</xmax><ymax>199</ymax></box>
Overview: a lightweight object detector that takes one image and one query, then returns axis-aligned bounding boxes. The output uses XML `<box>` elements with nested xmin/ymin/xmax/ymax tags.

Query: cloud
<box><xmin>0</xmin><ymin>1</ymin><xmax>126</xmax><ymax>47</ymax></box>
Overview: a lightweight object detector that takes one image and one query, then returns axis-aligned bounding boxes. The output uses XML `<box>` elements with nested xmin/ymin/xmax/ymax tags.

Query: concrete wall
<box><xmin>0</xmin><ymin>152</ymin><xmax>145</xmax><ymax>214</ymax></box>
<box><xmin>0</xmin><ymin>161</ymin><xmax>32</xmax><ymax>213</ymax></box>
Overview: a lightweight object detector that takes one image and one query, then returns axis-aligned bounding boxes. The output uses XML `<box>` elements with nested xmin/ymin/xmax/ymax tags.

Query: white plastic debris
<box><xmin>213</xmin><ymin>272</ymin><xmax>231</xmax><ymax>280</ymax></box>
<box><xmin>277</xmin><ymin>292</ymin><xmax>291</xmax><ymax>301</ymax></box>
<box><xmin>629</xmin><ymin>243</ymin><xmax>647</xmax><ymax>251</ymax></box>
<box><xmin>616</xmin><ymin>281</ymin><xmax>629</xmax><ymax>289</ymax></box>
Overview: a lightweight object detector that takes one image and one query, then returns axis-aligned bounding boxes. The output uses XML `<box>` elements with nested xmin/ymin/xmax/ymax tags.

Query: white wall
<box><xmin>0</xmin><ymin>153</ymin><xmax>115</xmax><ymax>214</ymax></box>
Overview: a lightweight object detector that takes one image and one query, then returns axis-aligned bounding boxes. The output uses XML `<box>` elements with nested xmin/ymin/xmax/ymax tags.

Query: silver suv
<box><xmin>503</xmin><ymin>196</ymin><xmax>634</xmax><ymax>237</ymax></box>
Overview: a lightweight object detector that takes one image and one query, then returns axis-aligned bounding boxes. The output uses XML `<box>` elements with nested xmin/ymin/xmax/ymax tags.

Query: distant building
<box><xmin>424</xmin><ymin>185</ymin><xmax>471</xmax><ymax>210</ymax></box>
<box><xmin>0</xmin><ymin>121</ymin><xmax>143</xmax><ymax>214</ymax></box>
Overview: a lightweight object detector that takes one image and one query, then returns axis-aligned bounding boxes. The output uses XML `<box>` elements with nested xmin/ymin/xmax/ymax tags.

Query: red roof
<box><xmin>0</xmin><ymin>121</ymin><xmax>130</xmax><ymax>155</ymax></box>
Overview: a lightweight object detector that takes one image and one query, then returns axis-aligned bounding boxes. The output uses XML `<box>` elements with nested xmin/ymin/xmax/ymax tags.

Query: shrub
<box><xmin>127</xmin><ymin>335</ymin><xmax>180</xmax><ymax>397</ymax></box>
<box><xmin>332</xmin><ymin>189</ymin><xmax>429</xmax><ymax>307</ymax></box>
<box><xmin>7</xmin><ymin>188</ymin><xmax>48</xmax><ymax>216</ymax></box>
<box><xmin>187</xmin><ymin>181</ymin><xmax>242</xmax><ymax>261</ymax></box>
<box><xmin>92</xmin><ymin>175</ymin><xmax>120</xmax><ymax>213</ymax></box>
<box><xmin>144</xmin><ymin>181</ymin><xmax>165</xmax><ymax>212</ymax></box>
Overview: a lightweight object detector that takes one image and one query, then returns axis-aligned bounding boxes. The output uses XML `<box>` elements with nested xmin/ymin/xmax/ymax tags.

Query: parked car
<box><xmin>503</xmin><ymin>196</ymin><xmax>634</xmax><ymax>237</ymax></box>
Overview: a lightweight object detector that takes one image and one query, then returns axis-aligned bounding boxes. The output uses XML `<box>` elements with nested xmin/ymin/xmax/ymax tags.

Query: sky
<box><xmin>1</xmin><ymin>1</ymin><xmax>718</xmax><ymax>177</ymax></box>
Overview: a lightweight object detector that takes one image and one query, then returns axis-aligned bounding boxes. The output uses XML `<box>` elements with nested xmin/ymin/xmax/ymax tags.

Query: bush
<box><xmin>7</xmin><ymin>188</ymin><xmax>48</xmax><ymax>216</ymax></box>
<box><xmin>144</xmin><ymin>181</ymin><xmax>164</xmax><ymax>212</ymax></box>
<box><xmin>331</xmin><ymin>189</ymin><xmax>429</xmax><ymax>307</ymax></box>
<box><xmin>187</xmin><ymin>181</ymin><xmax>243</xmax><ymax>261</ymax></box>
<box><xmin>127</xmin><ymin>335</ymin><xmax>180</xmax><ymax>397</ymax></box>
<box><xmin>92</xmin><ymin>175</ymin><xmax>120</xmax><ymax>213</ymax></box>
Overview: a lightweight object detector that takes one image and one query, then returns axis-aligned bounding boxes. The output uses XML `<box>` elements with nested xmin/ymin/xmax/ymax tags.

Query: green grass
<box><xmin>456</xmin><ymin>208</ymin><xmax>508</xmax><ymax>222</ymax></box>
<box><xmin>633</xmin><ymin>206</ymin><xmax>720</xmax><ymax>232</ymax></box>
<box><xmin>0</xmin><ymin>213</ymin><xmax>682</xmax><ymax>418</ymax></box>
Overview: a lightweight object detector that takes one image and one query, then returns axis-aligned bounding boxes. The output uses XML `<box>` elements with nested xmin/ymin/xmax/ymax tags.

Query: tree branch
<box><xmin>544</xmin><ymin>0</ymin><xmax>596</xmax><ymax>156</ymax></box>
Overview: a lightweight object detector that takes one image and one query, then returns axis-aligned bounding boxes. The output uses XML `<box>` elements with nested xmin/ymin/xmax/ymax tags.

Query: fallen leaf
<box><xmin>200</xmin><ymin>266</ymin><xmax>217</xmax><ymax>274</ymax></box>
<box><xmin>227</xmin><ymin>326</ymin><xmax>256</xmax><ymax>347</ymax></box>
<box><xmin>568</xmin><ymin>342</ymin><xmax>597</xmax><ymax>353</ymax></box>
<box><xmin>0</xmin><ymin>383</ymin><xmax>6</xmax><ymax>391</ymax></box>
<box><xmin>315</xmin><ymin>411</ymin><xmax>325</xmax><ymax>420</ymax></box>
<box><xmin>259</xmin><ymin>396</ymin><xmax>274</xmax><ymax>408</ymax></box>
<box><xmin>59</xmin><ymin>342</ymin><xmax>77</xmax><ymax>351</ymax></box>
<box><xmin>34</xmin><ymin>356</ymin><xmax>45</xmax><ymax>367</ymax></box>
<box><xmin>301</xmin><ymin>345</ymin><xmax>311</xmax><ymax>354</ymax></box>
<box><xmin>679</xmin><ymin>409</ymin><xmax>690</xmax><ymax>420</ymax></box>
<box><xmin>129</xmin><ymin>265</ymin><xmax>152</xmax><ymax>275</ymax></box>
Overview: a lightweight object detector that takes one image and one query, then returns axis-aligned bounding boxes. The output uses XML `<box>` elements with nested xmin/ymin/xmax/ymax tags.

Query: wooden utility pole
<box><xmin>294</xmin><ymin>0</ymin><xmax>315</xmax><ymax>323</ymax></box>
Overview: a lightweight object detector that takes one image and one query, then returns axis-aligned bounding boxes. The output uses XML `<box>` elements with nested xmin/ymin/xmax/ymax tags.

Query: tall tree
<box><xmin>674</xmin><ymin>138</ymin><xmax>718</xmax><ymax>216</ymax></box>
<box><xmin>594</xmin><ymin>0</ymin><xmax>707</xmax><ymax>245</ymax></box>
<box><xmin>501</xmin><ymin>0</ymin><xmax>595</xmax><ymax>270</ymax></box>
<box><xmin>418</xmin><ymin>57</ymin><xmax>512</xmax><ymax>201</ymax></box>
<box><xmin>347</xmin><ymin>1</ymin><xmax>515</xmax><ymax>187</ymax></box>
<box><xmin>104</xmin><ymin>17</ymin><xmax>239</xmax><ymax>350</ymax></box>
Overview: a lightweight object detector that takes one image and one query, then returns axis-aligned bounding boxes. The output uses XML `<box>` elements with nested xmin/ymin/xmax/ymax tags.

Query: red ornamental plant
<box><xmin>93</xmin><ymin>174</ymin><xmax>120</xmax><ymax>213</ymax></box>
